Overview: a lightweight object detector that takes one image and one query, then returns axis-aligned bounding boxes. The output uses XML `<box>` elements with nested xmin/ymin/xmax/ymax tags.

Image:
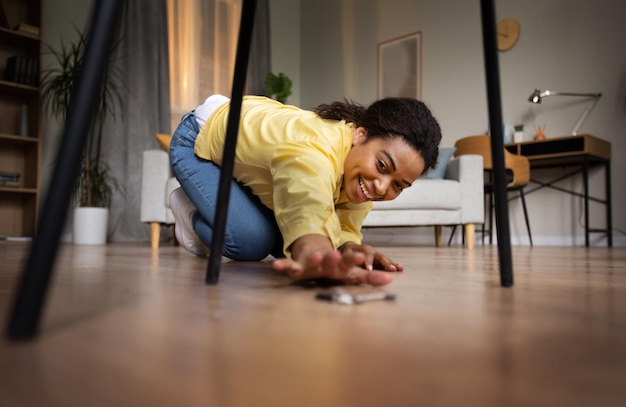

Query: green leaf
<box><xmin>41</xmin><ymin>25</ymin><xmax>126</xmax><ymax>208</ymax></box>
<box><xmin>264</xmin><ymin>72</ymin><xmax>292</xmax><ymax>104</ymax></box>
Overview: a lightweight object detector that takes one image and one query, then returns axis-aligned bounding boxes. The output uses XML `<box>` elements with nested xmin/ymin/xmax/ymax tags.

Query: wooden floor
<box><xmin>1</xmin><ymin>241</ymin><xmax>625</xmax><ymax>407</ymax></box>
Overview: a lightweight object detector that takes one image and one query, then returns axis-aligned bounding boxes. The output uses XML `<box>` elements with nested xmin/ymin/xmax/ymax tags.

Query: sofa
<box><xmin>362</xmin><ymin>152</ymin><xmax>484</xmax><ymax>248</ymax></box>
<box><xmin>141</xmin><ymin>145</ymin><xmax>484</xmax><ymax>249</ymax></box>
<box><xmin>140</xmin><ymin>148</ymin><xmax>180</xmax><ymax>248</ymax></box>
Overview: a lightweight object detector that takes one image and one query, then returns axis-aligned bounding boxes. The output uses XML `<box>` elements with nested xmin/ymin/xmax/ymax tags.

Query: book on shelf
<box><xmin>1</xmin><ymin>236</ymin><xmax>33</xmax><ymax>242</ymax></box>
<box><xmin>0</xmin><ymin>172</ymin><xmax>20</xmax><ymax>187</ymax></box>
<box><xmin>3</xmin><ymin>55</ymin><xmax>39</xmax><ymax>86</ymax></box>
<box><xmin>0</xmin><ymin>179</ymin><xmax>20</xmax><ymax>187</ymax></box>
<box><xmin>14</xmin><ymin>22</ymin><xmax>40</xmax><ymax>36</ymax></box>
<box><xmin>0</xmin><ymin>171</ymin><xmax>20</xmax><ymax>182</ymax></box>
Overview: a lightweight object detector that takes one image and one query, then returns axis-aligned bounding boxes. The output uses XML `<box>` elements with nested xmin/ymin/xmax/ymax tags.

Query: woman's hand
<box><xmin>271</xmin><ymin>234</ymin><xmax>395</xmax><ymax>286</ymax></box>
<box><xmin>338</xmin><ymin>241</ymin><xmax>404</xmax><ymax>272</ymax></box>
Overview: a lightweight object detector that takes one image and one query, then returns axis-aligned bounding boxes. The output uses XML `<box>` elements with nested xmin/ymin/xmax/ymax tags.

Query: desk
<box><xmin>505</xmin><ymin>134</ymin><xmax>612</xmax><ymax>247</ymax></box>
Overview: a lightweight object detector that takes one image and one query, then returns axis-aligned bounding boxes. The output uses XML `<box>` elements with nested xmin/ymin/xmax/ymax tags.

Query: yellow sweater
<box><xmin>195</xmin><ymin>96</ymin><xmax>371</xmax><ymax>255</ymax></box>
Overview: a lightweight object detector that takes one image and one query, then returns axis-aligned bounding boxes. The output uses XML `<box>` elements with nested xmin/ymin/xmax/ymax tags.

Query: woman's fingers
<box><xmin>365</xmin><ymin>270</ymin><xmax>394</xmax><ymax>285</ymax></box>
<box><xmin>341</xmin><ymin>242</ymin><xmax>375</xmax><ymax>270</ymax></box>
<box><xmin>272</xmin><ymin>250</ymin><xmax>393</xmax><ymax>285</ymax></box>
<box><xmin>271</xmin><ymin>258</ymin><xmax>301</xmax><ymax>276</ymax></box>
<box><xmin>345</xmin><ymin>268</ymin><xmax>394</xmax><ymax>286</ymax></box>
<box><xmin>374</xmin><ymin>254</ymin><xmax>403</xmax><ymax>272</ymax></box>
<box><xmin>339</xmin><ymin>242</ymin><xmax>404</xmax><ymax>272</ymax></box>
<box><xmin>364</xmin><ymin>252</ymin><xmax>375</xmax><ymax>271</ymax></box>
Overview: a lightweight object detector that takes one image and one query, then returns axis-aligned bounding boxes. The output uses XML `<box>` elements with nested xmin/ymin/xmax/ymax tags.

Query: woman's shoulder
<box><xmin>244</xmin><ymin>95</ymin><xmax>286</xmax><ymax>106</ymax></box>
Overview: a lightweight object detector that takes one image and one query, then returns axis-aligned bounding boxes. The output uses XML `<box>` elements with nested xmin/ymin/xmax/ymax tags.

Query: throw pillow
<box><xmin>155</xmin><ymin>133</ymin><xmax>172</xmax><ymax>152</ymax></box>
<box><xmin>421</xmin><ymin>147</ymin><xmax>456</xmax><ymax>179</ymax></box>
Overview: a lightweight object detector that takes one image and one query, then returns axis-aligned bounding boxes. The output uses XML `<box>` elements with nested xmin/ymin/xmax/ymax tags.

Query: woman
<box><xmin>169</xmin><ymin>94</ymin><xmax>441</xmax><ymax>286</ymax></box>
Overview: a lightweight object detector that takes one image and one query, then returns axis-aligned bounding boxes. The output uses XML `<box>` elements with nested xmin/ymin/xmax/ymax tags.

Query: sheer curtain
<box><xmin>103</xmin><ymin>0</ymin><xmax>171</xmax><ymax>242</ymax></box>
<box><xmin>167</xmin><ymin>0</ymin><xmax>270</xmax><ymax>131</ymax></box>
<box><xmin>102</xmin><ymin>0</ymin><xmax>269</xmax><ymax>243</ymax></box>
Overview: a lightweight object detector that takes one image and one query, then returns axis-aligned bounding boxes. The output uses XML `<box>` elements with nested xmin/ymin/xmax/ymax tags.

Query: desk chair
<box><xmin>454</xmin><ymin>135</ymin><xmax>533</xmax><ymax>246</ymax></box>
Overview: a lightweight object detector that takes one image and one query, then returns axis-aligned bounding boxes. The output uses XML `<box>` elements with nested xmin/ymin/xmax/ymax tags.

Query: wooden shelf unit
<box><xmin>0</xmin><ymin>0</ymin><xmax>42</xmax><ymax>239</ymax></box>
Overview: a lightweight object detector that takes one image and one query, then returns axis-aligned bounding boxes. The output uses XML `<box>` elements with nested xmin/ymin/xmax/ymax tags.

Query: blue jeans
<box><xmin>169</xmin><ymin>113</ymin><xmax>284</xmax><ymax>260</ymax></box>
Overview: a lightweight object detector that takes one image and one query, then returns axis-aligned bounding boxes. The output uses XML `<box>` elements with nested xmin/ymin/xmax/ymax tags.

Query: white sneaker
<box><xmin>169</xmin><ymin>188</ymin><xmax>210</xmax><ymax>256</ymax></box>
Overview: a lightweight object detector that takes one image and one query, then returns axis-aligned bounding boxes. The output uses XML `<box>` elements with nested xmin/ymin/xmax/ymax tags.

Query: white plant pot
<box><xmin>73</xmin><ymin>207</ymin><xmax>109</xmax><ymax>245</ymax></box>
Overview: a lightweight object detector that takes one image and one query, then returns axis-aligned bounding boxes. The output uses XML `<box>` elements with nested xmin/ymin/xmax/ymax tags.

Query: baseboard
<box><xmin>362</xmin><ymin>227</ymin><xmax>626</xmax><ymax>247</ymax></box>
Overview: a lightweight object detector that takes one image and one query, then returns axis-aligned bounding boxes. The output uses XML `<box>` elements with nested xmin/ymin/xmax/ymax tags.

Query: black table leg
<box><xmin>5</xmin><ymin>0</ymin><xmax>125</xmax><ymax>341</ymax></box>
<box><xmin>606</xmin><ymin>160</ymin><xmax>613</xmax><ymax>247</ymax></box>
<box><xmin>480</xmin><ymin>0</ymin><xmax>514</xmax><ymax>287</ymax></box>
<box><xmin>206</xmin><ymin>0</ymin><xmax>257</xmax><ymax>285</ymax></box>
<box><xmin>583</xmin><ymin>155</ymin><xmax>590</xmax><ymax>247</ymax></box>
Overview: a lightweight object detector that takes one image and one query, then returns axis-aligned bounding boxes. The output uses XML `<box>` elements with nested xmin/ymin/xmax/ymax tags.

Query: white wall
<box><xmin>275</xmin><ymin>0</ymin><xmax>625</xmax><ymax>246</ymax></box>
<box><xmin>268</xmin><ymin>0</ymin><xmax>301</xmax><ymax>106</ymax></box>
<box><xmin>41</xmin><ymin>0</ymin><xmax>94</xmax><ymax>195</ymax></box>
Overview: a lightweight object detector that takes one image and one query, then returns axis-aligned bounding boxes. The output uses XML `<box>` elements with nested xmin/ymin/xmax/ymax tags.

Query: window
<box><xmin>167</xmin><ymin>0</ymin><xmax>241</xmax><ymax>131</ymax></box>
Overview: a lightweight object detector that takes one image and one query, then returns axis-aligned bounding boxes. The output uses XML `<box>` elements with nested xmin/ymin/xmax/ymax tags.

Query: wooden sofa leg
<box><xmin>464</xmin><ymin>224</ymin><xmax>475</xmax><ymax>249</ymax></box>
<box><xmin>434</xmin><ymin>225</ymin><xmax>442</xmax><ymax>247</ymax></box>
<box><xmin>150</xmin><ymin>222</ymin><xmax>160</xmax><ymax>249</ymax></box>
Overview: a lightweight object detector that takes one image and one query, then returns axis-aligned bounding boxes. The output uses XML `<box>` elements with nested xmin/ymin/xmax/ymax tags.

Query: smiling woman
<box><xmin>169</xmin><ymin>94</ymin><xmax>441</xmax><ymax>286</ymax></box>
<box><xmin>342</xmin><ymin>130</ymin><xmax>424</xmax><ymax>203</ymax></box>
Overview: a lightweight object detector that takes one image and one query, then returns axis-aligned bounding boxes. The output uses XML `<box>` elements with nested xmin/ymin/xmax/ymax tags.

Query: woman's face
<box><xmin>343</xmin><ymin>127</ymin><xmax>425</xmax><ymax>204</ymax></box>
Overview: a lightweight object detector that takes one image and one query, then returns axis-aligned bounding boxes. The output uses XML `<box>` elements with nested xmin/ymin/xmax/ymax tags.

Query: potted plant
<box><xmin>41</xmin><ymin>27</ymin><xmax>124</xmax><ymax>244</ymax></box>
<box><xmin>513</xmin><ymin>124</ymin><xmax>524</xmax><ymax>143</ymax></box>
<box><xmin>264</xmin><ymin>72</ymin><xmax>292</xmax><ymax>104</ymax></box>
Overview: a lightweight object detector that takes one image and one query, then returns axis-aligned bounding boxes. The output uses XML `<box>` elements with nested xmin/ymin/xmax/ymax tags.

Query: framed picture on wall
<box><xmin>377</xmin><ymin>32</ymin><xmax>421</xmax><ymax>99</ymax></box>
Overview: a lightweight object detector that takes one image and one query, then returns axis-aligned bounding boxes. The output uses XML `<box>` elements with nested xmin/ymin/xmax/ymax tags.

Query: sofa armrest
<box><xmin>140</xmin><ymin>149</ymin><xmax>174</xmax><ymax>224</ymax></box>
<box><xmin>445</xmin><ymin>155</ymin><xmax>484</xmax><ymax>224</ymax></box>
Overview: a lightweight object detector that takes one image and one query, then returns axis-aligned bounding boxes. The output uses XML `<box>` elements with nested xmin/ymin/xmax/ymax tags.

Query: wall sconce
<box><xmin>528</xmin><ymin>89</ymin><xmax>602</xmax><ymax>136</ymax></box>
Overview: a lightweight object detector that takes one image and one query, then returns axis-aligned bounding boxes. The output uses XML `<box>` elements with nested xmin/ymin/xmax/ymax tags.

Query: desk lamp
<box><xmin>528</xmin><ymin>88</ymin><xmax>602</xmax><ymax>136</ymax></box>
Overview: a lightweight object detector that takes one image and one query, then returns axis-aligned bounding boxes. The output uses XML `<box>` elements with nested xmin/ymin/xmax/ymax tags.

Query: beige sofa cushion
<box><xmin>370</xmin><ymin>179</ymin><xmax>461</xmax><ymax>211</ymax></box>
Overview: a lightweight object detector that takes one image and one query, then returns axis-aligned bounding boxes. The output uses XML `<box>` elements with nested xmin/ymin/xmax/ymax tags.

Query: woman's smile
<box><xmin>358</xmin><ymin>176</ymin><xmax>376</xmax><ymax>201</ymax></box>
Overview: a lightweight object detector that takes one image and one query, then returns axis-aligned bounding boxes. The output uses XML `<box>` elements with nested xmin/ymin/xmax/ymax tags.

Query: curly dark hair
<box><xmin>314</xmin><ymin>98</ymin><xmax>442</xmax><ymax>171</ymax></box>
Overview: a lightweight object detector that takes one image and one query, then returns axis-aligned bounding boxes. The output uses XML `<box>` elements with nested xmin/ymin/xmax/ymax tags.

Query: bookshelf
<box><xmin>0</xmin><ymin>0</ymin><xmax>41</xmax><ymax>239</ymax></box>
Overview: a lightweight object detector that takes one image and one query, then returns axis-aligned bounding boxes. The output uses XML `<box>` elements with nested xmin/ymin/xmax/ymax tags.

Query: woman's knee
<box><xmin>222</xmin><ymin>223</ymin><xmax>277</xmax><ymax>261</ymax></box>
